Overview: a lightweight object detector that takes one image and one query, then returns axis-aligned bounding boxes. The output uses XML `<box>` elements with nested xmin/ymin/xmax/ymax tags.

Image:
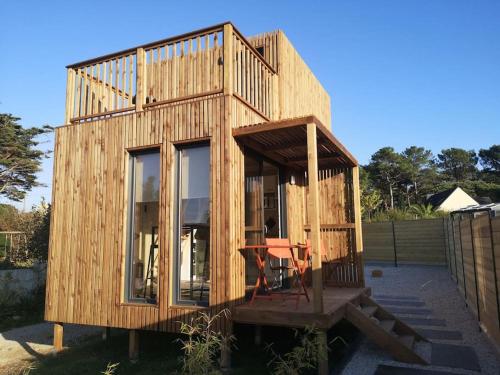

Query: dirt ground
<box><xmin>0</xmin><ymin>322</ymin><xmax>99</xmax><ymax>374</ymax></box>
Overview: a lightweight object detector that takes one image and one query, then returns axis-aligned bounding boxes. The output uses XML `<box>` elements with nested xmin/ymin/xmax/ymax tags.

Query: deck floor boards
<box><xmin>233</xmin><ymin>287</ymin><xmax>370</xmax><ymax>329</ymax></box>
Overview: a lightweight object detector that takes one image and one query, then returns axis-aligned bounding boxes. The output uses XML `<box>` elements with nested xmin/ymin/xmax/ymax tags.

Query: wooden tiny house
<box><xmin>45</xmin><ymin>22</ymin><xmax>376</xmax><ymax>371</ymax></box>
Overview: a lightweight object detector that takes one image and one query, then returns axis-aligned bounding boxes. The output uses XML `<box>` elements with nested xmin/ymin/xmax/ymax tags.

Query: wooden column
<box><xmin>102</xmin><ymin>327</ymin><xmax>111</xmax><ymax>341</ymax></box>
<box><xmin>64</xmin><ymin>69</ymin><xmax>75</xmax><ymax>124</ymax></box>
<box><xmin>307</xmin><ymin>122</ymin><xmax>323</xmax><ymax>314</ymax></box>
<box><xmin>223</xmin><ymin>23</ymin><xmax>233</xmax><ymax>96</ymax></box>
<box><xmin>129</xmin><ymin>329</ymin><xmax>139</xmax><ymax>361</ymax></box>
<box><xmin>254</xmin><ymin>325</ymin><xmax>262</xmax><ymax>345</ymax></box>
<box><xmin>352</xmin><ymin>166</ymin><xmax>365</xmax><ymax>285</ymax></box>
<box><xmin>220</xmin><ymin>323</ymin><xmax>232</xmax><ymax>372</ymax></box>
<box><xmin>317</xmin><ymin>330</ymin><xmax>329</xmax><ymax>375</ymax></box>
<box><xmin>135</xmin><ymin>48</ymin><xmax>146</xmax><ymax>112</ymax></box>
<box><xmin>53</xmin><ymin>323</ymin><xmax>63</xmax><ymax>352</ymax></box>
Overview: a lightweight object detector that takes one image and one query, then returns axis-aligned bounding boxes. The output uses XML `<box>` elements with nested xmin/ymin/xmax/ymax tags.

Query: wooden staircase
<box><xmin>345</xmin><ymin>294</ymin><xmax>429</xmax><ymax>365</ymax></box>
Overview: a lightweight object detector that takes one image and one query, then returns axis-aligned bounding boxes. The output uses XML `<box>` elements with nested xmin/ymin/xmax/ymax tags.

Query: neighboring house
<box><xmin>427</xmin><ymin>187</ymin><xmax>478</xmax><ymax>212</ymax></box>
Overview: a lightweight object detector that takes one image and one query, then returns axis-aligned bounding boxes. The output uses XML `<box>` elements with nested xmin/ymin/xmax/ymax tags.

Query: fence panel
<box><xmin>472</xmin><ymin>215</ymin><xmax>499</xmax><ymax>333</ymax></box>
<box><xmin>363</xmin><ymin>218</ymin><xmax>446</xmax><ymax>265</ymax></box>
<box><xmin>446</xmin><ymin>214</ymin><xmax>500</xmax><ymax>346</ymax></box>
<box><xmin>394</xmin><ymin>219</ymin><xmax>446</xmax><ymax>264</ymax></box>
<box><xmin>460</xmin><ymin>218</ymin><xmax>479</xmax><ymax>317</ymax></box>
<box><xmin>362</xmin><ymin>222</ymin><xmax>395</xmax><ymax>263</ymax></box>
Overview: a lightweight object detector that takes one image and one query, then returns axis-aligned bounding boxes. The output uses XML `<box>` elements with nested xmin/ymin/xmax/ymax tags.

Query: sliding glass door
<box><xmin>244</xmin><ymin>151</ymin><xmax>286</xmax><ymax>286</ymax></box>
<box><xmin>174</xmin><ymin>144</ymin><xmax>210</xmax><ymax>306</ymax></box>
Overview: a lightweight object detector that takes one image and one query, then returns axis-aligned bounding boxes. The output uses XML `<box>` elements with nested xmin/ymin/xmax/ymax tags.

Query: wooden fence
<box><xmin>363</xmin><ymin>218</ymin><xmax>447</xmax><ymax>265</ymax></box>
<box><xmin>445</xmin><ymin>213</ymin><xmax>500</xmax><ymax>346</ymax></box>
<box><xmin>0</xmin><ymin>231</ymin><xmax>27</xmax><ymax>263</ymax></box>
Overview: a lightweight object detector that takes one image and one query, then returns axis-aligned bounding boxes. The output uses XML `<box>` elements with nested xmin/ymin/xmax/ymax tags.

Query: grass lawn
<box><xmin>24</xmin><ymin>321</ymin><xmax>359</xmax><ymax>374</ymax></box>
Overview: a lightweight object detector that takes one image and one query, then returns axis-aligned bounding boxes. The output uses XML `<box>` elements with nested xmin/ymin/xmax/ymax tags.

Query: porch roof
<box><xmin>232</xmin><ymin>115</ymin><xmax>358</xmax><ymax>169</ymax></box>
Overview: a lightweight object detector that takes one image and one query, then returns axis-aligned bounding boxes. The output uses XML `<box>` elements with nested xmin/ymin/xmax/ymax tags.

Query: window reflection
<box><xmin>126</xmin><ymin>151</ymin><xmax>160</xmax><ymax>304</ymax></box>
<box><xmin>176</xmin><ymin>145</ymin><xmax>210</xmax><ymax>305</ymax></box>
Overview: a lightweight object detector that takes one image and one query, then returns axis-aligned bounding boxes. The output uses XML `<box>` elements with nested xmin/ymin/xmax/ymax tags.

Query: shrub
<box><xmin>22</xmin><ymin>201</ymin><xmax>51</xmax><ymax>262</ymax></box>
<box><xmin>266</xmin><ymin>326</ymin><xmax>346</xmax><ymax>375</ymax></box>
<box><xmin>176</xmin><ymin>309</ymin><xmax>234</xmax><ymax>375</ymax></box>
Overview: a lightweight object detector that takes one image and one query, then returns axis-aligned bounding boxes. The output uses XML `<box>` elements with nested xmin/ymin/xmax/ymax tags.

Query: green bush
<box><xmin>176</xmin><ymin>309</ymin><xmax>234</xmax><ymax>375</ymax></box>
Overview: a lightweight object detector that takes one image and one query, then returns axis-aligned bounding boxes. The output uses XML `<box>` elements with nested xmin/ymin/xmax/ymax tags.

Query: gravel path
<box><xmin>0</xmin><ymin>322</ymin><xmax>100</xmax><ymax>373</ymax></box>
<box><xmin>341</xmin><ymin>264</ymin><xmax>500</xmax><ymax>375</ymax></box>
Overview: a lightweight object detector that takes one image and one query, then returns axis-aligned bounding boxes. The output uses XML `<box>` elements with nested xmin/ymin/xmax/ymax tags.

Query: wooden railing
<box><xmin>66</xmin><ymin>50</ymin><xmax>137</xmax><ymax>123</ymax></box>
<box><xmin>65</xmin><ymin>23</ymin><xmax>276</xmax><ymax>124</ymax></box>
<box><xmin>142</xmin><ymin>27</ymin><xmax>224</xmax><ymax>108</ymax></box>
<box><xmin>231</xmin><ymin>28</ymin><xmax>276</xmax><ymax>120</ymax></box>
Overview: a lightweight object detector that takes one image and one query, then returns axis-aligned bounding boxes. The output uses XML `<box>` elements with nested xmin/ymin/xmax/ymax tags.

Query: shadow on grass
<box><xmin>28</xmin><ymin>320</ymin><xmax>360</xmax><ymax>375</ymax></box>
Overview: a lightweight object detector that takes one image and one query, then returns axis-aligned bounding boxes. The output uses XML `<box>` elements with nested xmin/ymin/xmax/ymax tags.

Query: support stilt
<box><xmin>53</xmin><ymin>323</ymin><xmax>64</xmax><ymax>353</ymax></box>
<box><xmin>102</xmin><ymin>327</ymin><xmax>111</xmax><ymax>341</ymax></box>
<box><xmin>129</xmin><ymin>329</ymin><xmax>139</xmax><ymax>362</ymax></box>
<box><xmin>254</xmin><ymin>325</ymin><xmax>262</xmax><ymax>346</ymax></box>
<box><xmin>220</xmin><ymin>322</ymin><xmax>232</xmax><ymax>373</ymax></box>
<box><xmin>317</xmin><ymin>330</ymin><xmax>329</xmax><ymax>375</ymax></box>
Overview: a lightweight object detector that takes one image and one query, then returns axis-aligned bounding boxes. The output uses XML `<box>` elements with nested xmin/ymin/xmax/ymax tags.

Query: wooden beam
<box><xmin>129</xmin><ymin>329</ymin><xmax>139</xmax><ymax>361</ymax></box>
<box><xmin>317</xmin><ymin>330</ymin><xmax>329</xmax><ymax>375</ymax></box>
<box><xmin>223</xmin><ymin>23</ymin><xmax>233</xmax><ymax>96</ymax></box>
<box><xmin>135</xmin><ymin>48</ymin><xmax>146</xmax><ymax>112</ymax></box>
<box><xmin>102</xmin><ymin>327</ymin><xmax>111</xmax><ymax>341</ymax></box>
<box><xmin>232</xmin><ymin>116</ymin><xmax>314</xmax><ymax>137</ymax></box>
<box><xmin>304</xmin><ymin>223</ymin><xmax>355</xmax><ymax>230</ymax></box>
<box><xmin>238</xmin><ymin>136</ymin><xmax>289</xmax><ymax>166</ymax></box>
<box><xmin>352</xmin><ymin>166</ymin><xmax>365</xmax><ymax>286</ymax></box>
<box><xmin>65</xmin><ymin>69</ymin><xmax>75</xmax><ymax>124</ymax></box>
<box><xmin>307</xmin><ymin>122</ymin><xmax>323</xmax><ymax>314</ymax></box>
<box><xmin>314</xmin><ymin>119</ymin><xmax>358</xmax><ymax>166</ymax></box>
<box><xmin>53</xmin><ymin>322</ymin><xmax>63</xmax><ymax>352</ymax></box>
<box><xmin>286</xmin><ymin>153</ymin><xmax>341</xmax><ymax>163</ymax></box>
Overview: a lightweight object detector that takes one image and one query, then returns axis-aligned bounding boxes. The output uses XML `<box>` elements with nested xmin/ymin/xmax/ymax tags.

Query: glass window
<box><xmin>125</xmin><ymin>150</ymin><xmax>160</xmax><ymax>304</ymax></box>
<box><xmin>175</xmin><ymin>144</ymin><xmax>210</xmax><ymax>306</ymax></box>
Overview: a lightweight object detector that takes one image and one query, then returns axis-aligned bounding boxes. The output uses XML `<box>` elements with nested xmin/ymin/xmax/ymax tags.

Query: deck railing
<box><xmin>65</xmin><ymin>23</ymin><xmax>275</xmax><ymax>124</ymax></box>
<box><xmin>231</xmin><ymin>29</ymin><xmax>276</xmax><ymax>119</ymax></box>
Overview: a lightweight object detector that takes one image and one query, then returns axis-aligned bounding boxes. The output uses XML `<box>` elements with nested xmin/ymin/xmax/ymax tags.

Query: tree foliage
<box><xmin>361</xmin><ymin>144</ymin><xmax>500</xmax><ymax>221</ymax></box>
<box><xmin>436</xmin><ymin>148</ymin><xmax>478</xmax><ymax>182</ymax></box>
<box><xmin>0</xmin><ymin>114</ymin><xmax>52</xmax><ymax>201</ymax></box>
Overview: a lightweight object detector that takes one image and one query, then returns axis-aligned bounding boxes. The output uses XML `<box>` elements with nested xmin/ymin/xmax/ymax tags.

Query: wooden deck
<box><xmin>233</xmin><ymin>287</ymin><xmax>371</xmax><ymax>329</ymax></box>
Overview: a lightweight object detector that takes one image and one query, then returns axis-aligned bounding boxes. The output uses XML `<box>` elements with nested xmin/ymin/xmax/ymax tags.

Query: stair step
<box><xmin>399</xmin><ymin>335</ymin><xmax>415</xmax><ymax>349</ymax></box>
<box><xmin>361</xmin><ymin>305</ymin><xmax>377</xmax><ymax>317</ymax></box>
<box><xmin>379</xmin><ymin>319</ymin><xmax>396</xmax><ymax>332</ymax></box>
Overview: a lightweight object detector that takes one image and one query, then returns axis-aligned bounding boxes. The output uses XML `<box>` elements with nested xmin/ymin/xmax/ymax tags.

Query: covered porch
<box><xmin>233</xmin><ymin>115</ymin><xmax>365</xmax><ymax>314</ymax></box>
<box><xmin>232</xmin><ymin>115</ymin><xmax>365</xmax><ymax>374</ymax></box>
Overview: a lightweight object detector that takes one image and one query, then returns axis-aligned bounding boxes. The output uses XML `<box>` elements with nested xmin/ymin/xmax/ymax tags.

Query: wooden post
<box><xmin>135</xmin><ymin>48</ymin><xmax>146</xmax><ymax>112</ymax></box>
<box><xmin>102</xmin><ymin>327</ymin><xmax>111</xmax><ymax>341</ymax></box>
<box><xmin>220</xmin><ymin>323</ymin><xmax>232</xmax><ymax>372</ymax></box>
<box><xmin>254</xmin><ymin>325</ymin><xmax>262</xmax><ymax>346</ymax></box>
<box><xmin>65</xmin><ymin>69</ymin><xmax>75</xmax><ymax>124</ymax></box>
<box><xmin>317</xmin><ymin>329</ymin><xmax>329</xmax><ymax>375</ymax></box>
<box><xmin>53</xmin><ymin>323</ymin><xmax>63</xmax><ymax>352</ymax></box>
<box><xmin>487</xmin><ymin>215</ymin><xmax>500</xmax><ymax>329</ymax></box>
<box><xmin>307</xmin><ymin>122</ymin><xmax>323</xmax><ymax>314</ymax></box>
<box><xmin>223</xmin><ymin>23</ymin><xmax>233</xmax><ymax>96</ymax></box>
<box><xmin>392</xmin><ymin>221</ymin><xmax>398</xmax><ymax>267</ymax></box>
<box><xmin>352</xmin><ymin>166</ymin><xmax>365</xmax><ymax>285</ymax></box>
<box><xmin>469</xmin><ymin>218</ymin><xmax>481</xmax><ymax>323</ymax></box>
<box><xmin>129</xmin><ymin>329</ymin><xmax>139</xmax><ymax>361</ymax></box>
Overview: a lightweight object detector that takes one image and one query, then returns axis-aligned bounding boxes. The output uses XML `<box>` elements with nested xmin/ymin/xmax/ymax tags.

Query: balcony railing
<box><xmin>65</xmin><ymin>23</ymin><xmax>275</xmax><ymax>124</ymax></box>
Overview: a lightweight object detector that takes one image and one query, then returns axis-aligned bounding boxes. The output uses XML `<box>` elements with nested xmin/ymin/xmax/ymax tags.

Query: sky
<box><xmin>1</xmin><ymin>0</ymin><xmax>499</xmax><ymax>210</ymax></box>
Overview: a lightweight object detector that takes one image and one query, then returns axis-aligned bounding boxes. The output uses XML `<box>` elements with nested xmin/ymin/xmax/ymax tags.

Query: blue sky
<box><xmin>1</xmin><ymin>0</ymin><xmax>499</xmax><ymax>210</ymax></box>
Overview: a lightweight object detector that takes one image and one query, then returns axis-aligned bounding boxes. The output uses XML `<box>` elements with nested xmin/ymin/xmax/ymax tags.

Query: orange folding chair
<box><xmin>265</xmin><ymin>238</ymin><xmax>310</xmax><ymax>306</ymax></box>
